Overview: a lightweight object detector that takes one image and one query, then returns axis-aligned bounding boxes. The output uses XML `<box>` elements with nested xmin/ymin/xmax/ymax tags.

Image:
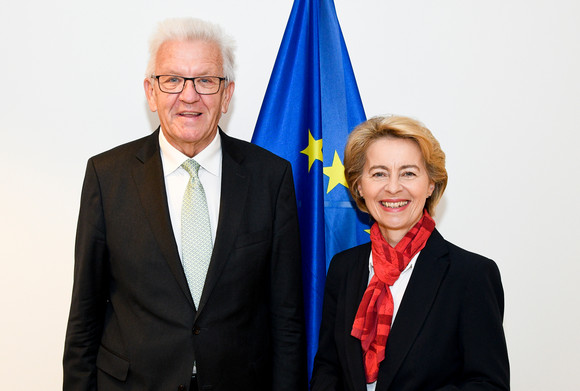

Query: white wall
<box><xmin>1</xmin><ymin>0</ymin><xmax>578</xmax><ymax>389</ymax></box>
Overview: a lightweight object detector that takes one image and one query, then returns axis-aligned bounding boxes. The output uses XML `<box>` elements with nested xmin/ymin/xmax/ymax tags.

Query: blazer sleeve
<box><xmin>269</xmin><ymin>162</ymin><xmax>309</xmax><ymax>391</ymax></box>
<box><xmin>63</xmin><ymin>159</ymin><xmax>108</xmax><ymax>391</ymax></box>
<box><xmin>437</xmin><ymin>257</ymin><xmax>510</xmax><ymax>391</ymax></box>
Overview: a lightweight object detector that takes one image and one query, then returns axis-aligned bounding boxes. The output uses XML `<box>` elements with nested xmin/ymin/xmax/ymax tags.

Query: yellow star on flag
<box><xmin>323</xmin><ymin>151</ymin><xmax>348</xmax><ymax>193</ymax></box>
<box><xmin>300</xmin><ymin>130</ymin><xmax>323</xmax><ymax>172</ymax></box>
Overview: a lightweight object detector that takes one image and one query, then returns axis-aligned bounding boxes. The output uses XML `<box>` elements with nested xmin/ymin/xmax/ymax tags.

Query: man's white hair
<box><xmin>145</xmin><ymin>17</ymin><xmax>236</xmax><ymax>82</ymax></box>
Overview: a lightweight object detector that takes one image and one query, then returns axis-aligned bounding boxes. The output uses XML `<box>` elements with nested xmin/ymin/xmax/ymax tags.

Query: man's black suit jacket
<box><xmin>63</xmin><ymin>129</ymin><xmax>307</xmax><ymax>391</ymax></box>
<box><xmin>311</xmin><ymin>229</ymin><xmax>509</xmax><ymax>391</ymax></box>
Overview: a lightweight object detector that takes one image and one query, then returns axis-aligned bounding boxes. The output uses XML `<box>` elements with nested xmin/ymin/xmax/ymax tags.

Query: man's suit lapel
<box><xmin>132</xmin><ymin>130</ymin><xmax>195</xmax><ymax>308</ymax></box>
<box><xmin>195</xmin><ymin>131</ymin><xmax>249</xmax><ymax>318</ymax></box>
<box><xmin>375</xmin><ymin>229</ymin><xmax>450</xmax><ymax>391</ymax></box>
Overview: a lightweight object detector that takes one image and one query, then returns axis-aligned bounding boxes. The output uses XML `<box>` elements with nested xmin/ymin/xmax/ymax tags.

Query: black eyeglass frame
<box><xmin>152</xmin><ymin>75</ymin><xmax>228</xmax><ymax>95</ymax></box>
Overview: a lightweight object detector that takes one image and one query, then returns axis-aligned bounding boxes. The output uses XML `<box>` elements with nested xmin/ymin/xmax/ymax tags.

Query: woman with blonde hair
<box><xmin>311</xmin><ymin>115</ymin><xmax>509</xmax><ymax>391</ymax></box>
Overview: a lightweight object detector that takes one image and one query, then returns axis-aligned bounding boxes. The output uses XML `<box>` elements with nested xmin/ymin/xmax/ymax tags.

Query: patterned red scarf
<box><xmin>351</xmin><ymin>210</ymin><xmax>435</xmax><ymax>383</ymax></box>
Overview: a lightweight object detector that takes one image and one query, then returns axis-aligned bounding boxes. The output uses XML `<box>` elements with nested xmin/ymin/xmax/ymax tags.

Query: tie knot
<box><xmin>182</xmin><ymin>159</ymin><xmax>201</xmax><ymax>178</ymax></box>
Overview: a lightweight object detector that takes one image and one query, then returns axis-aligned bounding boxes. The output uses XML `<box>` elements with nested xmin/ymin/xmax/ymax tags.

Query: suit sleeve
<box><xmin>63</xmin><ymin>159</ymin><xmax>108</xmax><ymax>391</ymax></box>
<box><xmin>437</xmin><ymin>259</ymin><xmax>510</xmax><ymax>391</ymax></box>
<box><xmin>269</xmin><ymin>162</ymin><xmax>309</xmax><ymax>391</ymax></box>
<box><xmin>310</xmin><ymin>254</ymin><xmax>345</xmax><ymax>391</ymax></box>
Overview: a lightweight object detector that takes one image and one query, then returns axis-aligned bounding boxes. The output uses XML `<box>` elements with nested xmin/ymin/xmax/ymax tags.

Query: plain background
<box><xmin>1</xmin><ymin>0</ymin><xmax>579</xmax><ymax>389</ymax></box>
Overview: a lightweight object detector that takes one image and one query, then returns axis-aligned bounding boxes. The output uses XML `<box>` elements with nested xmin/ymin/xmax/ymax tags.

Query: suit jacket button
<box><xmin>193</xmin><ymin>327</ymin><xmax>201</xmax><ymax>335</ymax></box>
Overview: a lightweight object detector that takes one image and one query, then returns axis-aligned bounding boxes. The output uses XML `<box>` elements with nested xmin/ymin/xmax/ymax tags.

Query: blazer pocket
<box><xmin>234</xmin><ymin>229</ymin><xmax>270</xmax><ymax>249</ymax></box>
<box><xmin>96</xmin><ymin>344</ymin><xmax>130</xmax><ymax>382</ymax></box>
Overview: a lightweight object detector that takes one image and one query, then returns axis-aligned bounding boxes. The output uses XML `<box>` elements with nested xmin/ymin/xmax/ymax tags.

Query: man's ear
<box><xmin>220</xmin><ymin>81</ymin><xmax>235</xmax><ymax>114</ymax></box>
<box><xmin>144</xmin><ymin>78</ymin><xmax>158</xmax><ymax>112</ymax></box>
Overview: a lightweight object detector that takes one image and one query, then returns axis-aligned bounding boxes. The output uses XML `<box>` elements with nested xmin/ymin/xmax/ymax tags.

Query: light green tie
<box><xmin>181</xmin><ymin>159</ymin><xmax>213</xmax><ymax>308</ymax></box>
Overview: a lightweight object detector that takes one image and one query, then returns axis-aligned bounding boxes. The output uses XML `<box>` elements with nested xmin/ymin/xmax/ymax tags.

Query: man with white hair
<box><xmin>63</xmin><ymin>17</ymin><xmax>307</xmax><ymax>391</ymax></box>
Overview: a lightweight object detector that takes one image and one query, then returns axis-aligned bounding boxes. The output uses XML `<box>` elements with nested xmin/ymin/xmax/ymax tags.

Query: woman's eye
<box><xmin>402</xmin><ymin>171</ymin><xmax>416</xmax><ymax>177</ymax></box>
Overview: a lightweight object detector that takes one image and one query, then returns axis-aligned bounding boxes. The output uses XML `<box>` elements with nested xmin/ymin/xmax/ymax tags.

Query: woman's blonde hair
<box><xmin>344</xmin><ymin>115</ymin><xmax>448</xmax><ymax>216</ymax></box>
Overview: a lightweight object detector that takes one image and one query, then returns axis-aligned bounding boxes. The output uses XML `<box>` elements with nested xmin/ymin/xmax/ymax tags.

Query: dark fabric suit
<box><xmin>63</xmin><ymin>129</ymin><xmax>307</xmax><ymax>391</ymax></box>
<box><xmin>311</xmin><ymin>229</ymin><xmax>509</xmax><ymax>391</ymax></box>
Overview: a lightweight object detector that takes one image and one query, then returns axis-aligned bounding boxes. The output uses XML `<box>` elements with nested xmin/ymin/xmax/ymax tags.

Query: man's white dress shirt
<box><xmin>158</xmin><ymin>129</ymin><xmax>222</xmax><ymax>255</ymax></box>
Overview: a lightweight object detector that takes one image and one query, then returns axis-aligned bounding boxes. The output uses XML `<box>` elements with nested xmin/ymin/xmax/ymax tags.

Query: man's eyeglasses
<box><xmin>153</xmin><ymin>75</ymin><xmax>227</xmax><ymax>95</ymax></box>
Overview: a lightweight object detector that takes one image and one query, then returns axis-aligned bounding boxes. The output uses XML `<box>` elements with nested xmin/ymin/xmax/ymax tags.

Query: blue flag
<box><xmin>251</xmin><ymin>0</ymin><xmax>370</xmax><ymax>378</ymax></box>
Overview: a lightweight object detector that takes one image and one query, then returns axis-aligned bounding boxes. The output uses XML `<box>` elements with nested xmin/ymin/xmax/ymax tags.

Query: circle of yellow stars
<box><xmin>300</xmin><ymin>129</ymin><xmax>370</xmax><ymax>235</ymax></box>
<box><xmin>300</xmin><ymin>130</ymin><xmax>348</xmax><ymax>193</ymax></box>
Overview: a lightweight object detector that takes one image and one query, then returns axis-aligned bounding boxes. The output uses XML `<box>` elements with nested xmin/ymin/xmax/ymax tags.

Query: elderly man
<box><xmin>63</xmin><ymin>18</ymin><xmax>307</xmax><ymax>391</ymax></box>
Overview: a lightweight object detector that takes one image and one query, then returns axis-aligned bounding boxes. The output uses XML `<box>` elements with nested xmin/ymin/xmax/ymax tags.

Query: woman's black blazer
<box><xmin>311</xmin><ymin>229</ymin><xmax>509</xmax><ymax>391</ymax></box>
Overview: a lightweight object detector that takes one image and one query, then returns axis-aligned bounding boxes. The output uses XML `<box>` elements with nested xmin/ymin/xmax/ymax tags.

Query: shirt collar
<box><xmin>158</xmin><ymin>128</ymin><xmax>222</xmax><ymax>177</ymax></box>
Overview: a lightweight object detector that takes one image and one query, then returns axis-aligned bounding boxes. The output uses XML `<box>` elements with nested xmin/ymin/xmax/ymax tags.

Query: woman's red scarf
<box><xmin>351</xmin><ymin>210</ymin><xmax>435</xmax><ymax>383</ymax></box>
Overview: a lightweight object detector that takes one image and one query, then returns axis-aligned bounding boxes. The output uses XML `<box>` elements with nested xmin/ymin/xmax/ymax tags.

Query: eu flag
<box><xmin>251</xmin><ymin>0</ymin><xmax>370</xmax><ymax>377</ymax></box>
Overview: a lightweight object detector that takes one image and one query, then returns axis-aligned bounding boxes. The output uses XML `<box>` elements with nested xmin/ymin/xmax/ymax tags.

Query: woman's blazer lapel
<box><xmin>342</xmin><ymin>243</ymin><xmax>372</xmax><ymax>391</ymax></box>
<box><xmin>375</xmin><ymin>229</ymin><xmax>450</xmax><ymax>391</ymax></box>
